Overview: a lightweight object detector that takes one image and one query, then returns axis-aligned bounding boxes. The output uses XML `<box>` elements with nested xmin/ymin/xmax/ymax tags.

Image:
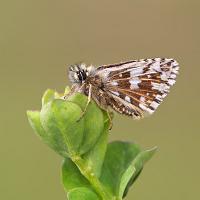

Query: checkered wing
<box><xmin>97</xmin><ymin>58</ymin><xmax>179</xmax><ymax>119</ymax></box>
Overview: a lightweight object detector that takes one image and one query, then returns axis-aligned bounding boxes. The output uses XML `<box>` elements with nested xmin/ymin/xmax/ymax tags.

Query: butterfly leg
<box><xmin>106</xmin><ymin>110</ymin><xmax>113</xmax><ymax>130</ymax></box>
<box><xmin>64</xmin><ymin>84</ymin><xmax>86</xmax><ymax>100</ymax></box>
<box><xmin>77</xmin><ymin>84</ymin><xmax>92</xmax><ymax>121</ymax></box>
<box><xmin>63</xmin><ymin>85</ymin><xmax>76</xmax><ymax>100</ymax></box>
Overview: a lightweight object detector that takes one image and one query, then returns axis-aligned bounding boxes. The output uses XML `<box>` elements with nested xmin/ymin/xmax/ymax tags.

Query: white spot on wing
<box><xmin>140</xmin><ymin>96</ymin><xmax>145</xmax><ymax>102</ymax></box>
<box><xmin>150</xmin><ymin>101</ymin><xmax>160</xmax><ymax>109</ymax></box>
<box><xmin>129</xmin><ymin>77</ymin><xmax>141</xmax><ymax>89</ymax></box>
<box><xmin>125</xmin><ymin>96</ymin><xmax>131</xmax><ymax>103</ymax></box>
<box><xmin>162</xmin><ymin>93</ymin><xmax>167</xmax><ymax>98</ymax></box>
<box><xmin>110</xmin><ymin>81</ymin><xmax>118</xmax><ymax>86</ymax></box>
<box><xmin>139</xmin><ymin>103</ymin><xmax>154</xmax><ymax>114</ymax></box>
<box><xmin>156</xmin><ymin>94</ymin><xmax>163</xmax><ymax>101</ymax></box>
<box><xmin>147</xmin><ymin>74</ymin><xmax>151</xmax><ymax>78</ymax></box>
<box><xmin>168</xmin><ymin>79</ymin><xmax>176</xmax><ymax>85</ymax></box>
<box><xmin>130</xmin><ymin>68</ymin><xmax>144</xmax><ymax>76</ymax></box>
<box><xmin>151</xmin><ymin>62</ymin><xmax>161</xmax><ymax>72</ymax></box>
<box><xmin>155</xmin><ymin>58</ymin><xmax>161</xmax><ymax>62</ymax></box>
<box><xmin>160</xmin><ymin>73</ymin><xmax>168</xmax><ymax>81</ymax></box>
<box><xmin>98</xmin><ymin>69</ymin><xmax>110</xmax><ymax>79</ymax></box>
<box><xmin>170</xmin><ymin>74</ymin><xmax>176</xmax><ymax>79</ymax></box>
<box><xmin>152</xmin><ymin>82</ymin><xmax>169</xmax><ymax>93</ymax></box>
<box><xmin>110</xmin><ymin>91</ymin><xmax>119</xmax><ymax>96</ymax></box>
<box><xmin>172</xmin><ymin>60</ymin><xmax>179</xmax><ymax>67</ymax></box>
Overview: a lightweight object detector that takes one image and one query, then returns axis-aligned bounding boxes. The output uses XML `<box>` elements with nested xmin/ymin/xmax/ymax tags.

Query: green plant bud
<box><xmin>27</xmin><ymin>88</ymin><xmax>108</xmax><ymax>158</ymax></box>
<box><xmin>40</xmin><ymin>99</ymin><xmax>85</xmax><ymax>156</ymax></box>
<box><xmin>67</xmin><ymin>93</ymin><xmax>105</xmax><ymax>154</ymax></box>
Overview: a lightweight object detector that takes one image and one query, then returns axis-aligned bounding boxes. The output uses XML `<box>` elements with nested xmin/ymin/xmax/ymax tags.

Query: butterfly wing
<box><xmin>96</xmin><ymin>58</ymin><xmax>179</xmax><ymax>119</ymax></box>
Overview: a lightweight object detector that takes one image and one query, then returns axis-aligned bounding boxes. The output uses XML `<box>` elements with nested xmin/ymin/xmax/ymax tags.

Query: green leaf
<box><xmin>62</xmin><ymin>158</ymin><xmax>90</xmax><ymax>191</ymax></box>
<box><xmin>27</xmin><ymin>110</ymin><xmax>47</xmax><ymax>140</ymax></box>
<box><xmin>137</xmin><ymin>146</ymin><xmax>157</xmax><ymax>164</ymax></box>
<box><xmin>62</xmin><ymin>159</ymin><xmax>101</xmax><ymax>199</ymax></box>
<box><xmin>119</xmin><ymin>163</ymin><xmax>137</xmax><ymax>198</ymax></box>
<box><xmin>99</xmin><ymin>141</ymin><xmax>156</xmax><ymax>198</ymax></box>
<box><xmin>27</xmin><ymin>110</ymin><xmax>68</xmax><ymax>157</ymax></box>
<box><xmin>42</xmin><ymin>89</ymin><xmax>56</xmax><ymax>106</ymax></box>
<box><xmin>40</xmin><ymin>99</ymin><xmax>85</xmax><ymax>157</ymax></box>
<box><xmin>131</xmin><ymin>147</ymin><xmax>157</xmax><ymax>179</ymax></box>
<box><xmin>100</xmin><ymin>141</ymin><xmax>141</xmax><ymax>196</ymax></box>
<box><xmin>68</xmin><ymin>93</ymin><xmax>105</xmax><ymax>155</ymax></box>
<box><xmin>120</xmin><ymin>147</ymin><xmax>157</xmax><ymax>198</ymax></box>
<box><xmin>122</xmin><ymin>168</ymin><xmax>142</xmax><ymax>199</ymax></box>
<box><xmin>67</xmin><ymin>187</ymin><xmax>100</xmax><ymax>200</ymax></box>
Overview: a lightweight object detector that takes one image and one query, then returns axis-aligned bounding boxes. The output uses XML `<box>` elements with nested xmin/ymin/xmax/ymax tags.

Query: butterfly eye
<box><xmin>76</xmin><ymin>71</ymin><xmax>81</xmax><ymax>81</ymax></box>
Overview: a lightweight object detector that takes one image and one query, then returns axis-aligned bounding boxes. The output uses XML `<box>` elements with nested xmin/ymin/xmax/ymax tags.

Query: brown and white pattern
<box><xmin>67</xmin><ymin>58</ymin><xmax>179</xmax><ymax>119</ymax></box>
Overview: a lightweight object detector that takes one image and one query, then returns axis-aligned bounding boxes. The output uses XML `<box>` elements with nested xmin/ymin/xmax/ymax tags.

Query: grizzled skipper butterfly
<box><xmin>66</xmin><ymin>58</ymin><xmax>179</xmax><ymax>122</ymax></box>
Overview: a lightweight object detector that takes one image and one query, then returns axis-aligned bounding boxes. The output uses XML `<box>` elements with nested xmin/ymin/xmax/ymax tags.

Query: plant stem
<box><xmin>58</xmin><ymin>123</ymin><xmax>112</xmax><ymax>199</ymax></box>
<box><xmin>71</xmin><ymin>154</ymin><xmax>114</xmax><ymax>200</ymax></box>
<box><xmin>58</xmin><ymin>112</ymin><xmax>118</xmax><ymax>200</ymax></box>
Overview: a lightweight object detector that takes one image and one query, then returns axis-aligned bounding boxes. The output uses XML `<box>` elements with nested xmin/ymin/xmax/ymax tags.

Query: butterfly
<box><xmin>66</xmin><ymin>58</ymin><xmax>179</xmax><ymax>121</ymax></box>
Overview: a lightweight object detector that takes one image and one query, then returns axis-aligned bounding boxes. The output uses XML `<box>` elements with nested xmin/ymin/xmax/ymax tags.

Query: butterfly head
<box><xmin>68</xmin><ymin>63</ymin><xmax>95</xmax><ymax>84</ymax></box>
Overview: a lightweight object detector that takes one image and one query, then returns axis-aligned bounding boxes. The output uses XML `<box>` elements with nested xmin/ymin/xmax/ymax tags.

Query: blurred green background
<box><xmin>0</xmin><ymin>0</ymin><xmax>199</xmax><ymax>199</ymax></box>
